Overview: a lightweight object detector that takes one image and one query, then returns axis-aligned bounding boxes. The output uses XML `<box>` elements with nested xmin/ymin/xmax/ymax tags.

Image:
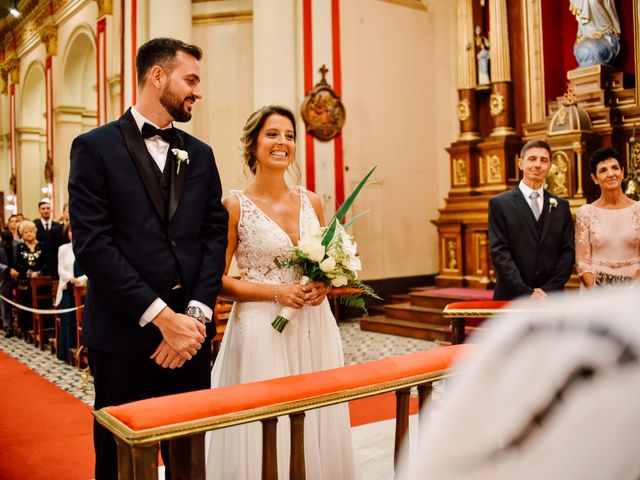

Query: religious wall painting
<box><xmin>301</xmin><ymin>65</ymin><xmax>346</xmax><ymax>142</ymax></box>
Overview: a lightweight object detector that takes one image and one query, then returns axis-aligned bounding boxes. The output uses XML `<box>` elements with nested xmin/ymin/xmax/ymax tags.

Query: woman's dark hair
<box><xmin>590</xmin><ymin>147</ymin><xmax>623</xmax><ymax>175</ymax></box>
<box><xmin>241</xmin><ymin>105</ymin><xmax>297</xmax><ymax>175</ymax></box>
<box><xmin>136</xmin><ymin>38</ymin><xmax>202</xmax><ymax>86</ymax></box>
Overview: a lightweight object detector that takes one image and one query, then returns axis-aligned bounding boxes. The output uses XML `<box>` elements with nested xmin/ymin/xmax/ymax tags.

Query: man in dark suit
<box><xmin>34</xmin><ymin>200</ymin><xmax>65</xmax><ymax>277</ymax></box>
<box><xmin>68</xmin><ymin>38</ymin><xmax>228</xmax><ymax>480</ymax></box>
<box><xmin>488</xmin><ymin>139</ymin><xmax>574</xmax><ymax>300</ymax></box>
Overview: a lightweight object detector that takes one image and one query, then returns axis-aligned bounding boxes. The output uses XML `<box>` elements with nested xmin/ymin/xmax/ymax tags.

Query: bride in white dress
<box><xmin>205</xmin><ymin>105</ymin><xmax>356</xmax><ymax>479</ymax></box>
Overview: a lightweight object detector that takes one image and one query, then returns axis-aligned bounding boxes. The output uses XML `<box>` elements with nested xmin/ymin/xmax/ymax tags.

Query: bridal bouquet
<box><xmin>272</xmin><ymin>167</ymin><xmax>381</xmax><ymax>332</ymax></box>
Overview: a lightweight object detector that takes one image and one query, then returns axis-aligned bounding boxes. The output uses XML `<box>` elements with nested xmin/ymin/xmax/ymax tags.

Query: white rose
<box><xmin>320</xmin><ymin>257</ymin><xmax>337</xmax><ymax>273</ymax></box>
<box><xmin>331</xmin><ymin>275</ymin><xmax>348</xmax><ymax>287</ymax></box>
<box><xmin>345</xmin><ymin>255</ymin><xmax>361</xmax><ymax>272</ymax></box>
<box><xmin>298</xmin><ymin>238</ymin><xmax>325</xmax><ymax>263</ymax></box>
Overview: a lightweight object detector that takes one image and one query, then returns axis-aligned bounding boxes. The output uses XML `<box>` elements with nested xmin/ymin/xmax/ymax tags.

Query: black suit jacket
<box><xmin>68</xmin><ymin>109</ymin><xmax>228</xmax><ymax>354</ymax></box>
<box><xmin>488</xmin><ymin>187</ymin><xmax>575</xmax><ymax>300</ymax></box>
<box><xmin>34</xmin><ymin>219</ymin><xmax>65</xmax><ymax>277</ymax></box>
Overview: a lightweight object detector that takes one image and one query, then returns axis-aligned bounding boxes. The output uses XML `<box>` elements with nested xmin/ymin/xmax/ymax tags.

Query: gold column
<box><xmin>456</xmin><ymin>0</ymin><xmax>480</xmax><ymax>141</ymax></box>
<box><xmin>488</xmin><ymin>0</ymin><xmax>515</xmax><ymax>136</ymax></box>
<box><xmin>522</xmin><ymin>0</ymin><xmax>546</xmax><ymax>123</ymax></box>
<box><xmin>635</xmin><ymin>0</ymin><xmax>640</xmax><ymax>107</ymax></box>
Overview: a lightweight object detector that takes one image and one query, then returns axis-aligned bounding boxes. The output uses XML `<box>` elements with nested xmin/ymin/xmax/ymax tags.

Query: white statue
<box><xmin>475</xmin><ymin>26</ymin><xmax>490</xmax><ymax>86</ymax></box>
<box><xmin>570</xmin><ymin>0</ymin><xmax>621</xmax><ymax>66</ymax></box>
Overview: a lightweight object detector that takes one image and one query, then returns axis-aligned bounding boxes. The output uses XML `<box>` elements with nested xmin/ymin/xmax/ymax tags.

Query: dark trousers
<box><xmin>90</xmin><ymin>291</ymin><xmax>211</xmax><ymax>480</ymax></box>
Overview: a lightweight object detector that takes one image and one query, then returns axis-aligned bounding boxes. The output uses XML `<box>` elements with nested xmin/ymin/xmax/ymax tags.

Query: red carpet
<box><xmin>417</xmin><ymin>287</ymin><xmax>493</xmax><ymax>300</ymax></box>
<box><xmin>0</xmin><ymin>350</ymin><xmax>95</xmax><ymax>480</ymax></box>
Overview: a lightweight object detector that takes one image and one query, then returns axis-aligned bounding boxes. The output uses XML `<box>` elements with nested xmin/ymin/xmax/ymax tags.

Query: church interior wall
<box><xmin>339</xmin><ymin>0</ymin><xmax>458</xmax><ymax>278</ymax></box>
<box><xmin>191</xmin><ymin>16</ymin><xmax>254</xmax><ymax>193</ymax></box>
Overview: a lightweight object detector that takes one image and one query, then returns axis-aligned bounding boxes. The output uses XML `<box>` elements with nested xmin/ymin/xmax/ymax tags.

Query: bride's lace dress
<box><xmin>205</xmin><ymin>186</ymin><xmax>356</xmax><ymax>480</ymax></box>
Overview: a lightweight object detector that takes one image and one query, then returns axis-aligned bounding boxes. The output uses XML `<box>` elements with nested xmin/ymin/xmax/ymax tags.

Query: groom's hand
<box><xmin>152</xmin><ymin>307</ymin><xmax>206</xmax><ymax>359</ymax></box>
<box><xmin>151</xmin><ymin>340</ymin><xmax>186</xmax><ymax>369</ymax></box>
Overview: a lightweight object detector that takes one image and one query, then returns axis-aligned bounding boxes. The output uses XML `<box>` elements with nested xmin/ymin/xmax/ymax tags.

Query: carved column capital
<box><xmin>40</xmin><ymin>23</ymin><xmax>58</xmax><ymax>57</ymax></box>
<box><xmin>1</xmin><ymin>56</ymin><xmax>20</xmax><ymax>85</ymax></box>
<box><xmin>95</xmin><ymin>0</ymin><xmax>113</xmax><ymax>17</ymax></box>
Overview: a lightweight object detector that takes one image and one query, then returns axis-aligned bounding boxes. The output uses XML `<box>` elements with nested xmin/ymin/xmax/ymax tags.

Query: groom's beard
<box><xmin>160</xmin><ymin>82</ymin><xmax>195</xmax><ymax>123</ymax></box>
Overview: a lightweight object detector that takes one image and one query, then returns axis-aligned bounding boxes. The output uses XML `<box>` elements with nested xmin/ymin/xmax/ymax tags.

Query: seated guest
<box><xmin>5</xmin><ymin>214</ymin><xmax>20</xmax><ymax>240</ymax></box>
<box><xmin>488</xmin><ymin>140</ymin><xmax>575</xmax><ymax>300</ymax></box>
<box><xmin>575</xmin><ymin>147</ymin><xmax>640</xmax><ymax>289</ymax></box>
<box><xmin>54</xmin><ymin>226</ymin><xmax>87</xmax><ymax>362</ymax></box>
<box><xmin>15</xmin><ymin>221</ymin><xmax>46</xmax><ymax>339</ymax></box>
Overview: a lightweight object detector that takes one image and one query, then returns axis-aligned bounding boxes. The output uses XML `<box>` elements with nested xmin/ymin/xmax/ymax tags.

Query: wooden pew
<box><xmin>30</xmin><ymin>276</ymin><xmax>55</xmax><ymax>350</ymax></box>
<box><xmin>50</xmin><ymin>280</ymin><xmax>59</xmax><ymax>355</ymax></box>
<box><xmin>70</xmin><ymin>285</ymin><xmax>87</xmax><ymax>368</ymax></box>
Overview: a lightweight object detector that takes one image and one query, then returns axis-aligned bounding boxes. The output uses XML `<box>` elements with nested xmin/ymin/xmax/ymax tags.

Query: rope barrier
<box><xmin>0</xmin><ymin>294</ymin><xmax>83</xmax><ymax>315</ymax></box>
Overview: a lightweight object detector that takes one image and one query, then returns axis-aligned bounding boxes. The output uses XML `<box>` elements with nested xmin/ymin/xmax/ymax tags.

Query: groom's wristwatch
<box><xmin>186</xmin><ymin>306</ymin><xmax>211</xmax><ymax>324</ymax></box>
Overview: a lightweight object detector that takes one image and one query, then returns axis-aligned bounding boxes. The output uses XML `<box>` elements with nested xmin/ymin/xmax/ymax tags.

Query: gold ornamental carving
<box><xmin>457</xmin><ymin>99</ymin><xmax>471</xmax><ymax>122</ymax></box>
<box><xmin>39</xmin><ymin>23</ymin><xmax>58</xmax><ymax>57</ymax></box>
<box><xmin>489</xmin><ymin>93</ymin><xmax>505</xmax><ymax>117</ymax></box>
<box><xmin>1</xmin><ymin>57</ymin><xmax>20</xmax><ymax>85</ymax></box>
<box><xmin>0</xmin><ymin>68</ymin><xmax>7</xmax><ymax>94</ymax></box>
<box><xmin>548</xmin><ymin>152</ymin><xmax>569</xmax><ymax>196</ymax></box>
<box><xmin>487</xmin><ymin>155</ymin><xmax>502</xmax><ymax>183</ymax></box>
<box><xmin>453</xmin><ymin>158</ymin><xmax>468</xmax><ymax>185</ymax></box>
<box><xmin>95</xmin><ymin>0</ymin><xmax>114</xmax><ymax>17</ymax></box>
<box><xmin>300</xmin><ymin>65</ymin><xmax>346</xmax><ymax>142</ymax></box>
<box><xmin>445</xmin><ymin>239</ymin><xmax>458</xmax><ymax>270</ymax></box>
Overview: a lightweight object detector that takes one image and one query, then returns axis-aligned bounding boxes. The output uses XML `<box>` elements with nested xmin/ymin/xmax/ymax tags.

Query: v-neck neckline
<box><xmin>240</xmin><ymin>187</ymin><xmax>303</xmax><ymax>247</ymax></box>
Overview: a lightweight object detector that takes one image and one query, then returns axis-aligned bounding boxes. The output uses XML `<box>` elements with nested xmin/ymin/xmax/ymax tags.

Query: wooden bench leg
<box><xmin>289</xmin><ymin>412</ymin><xmax>306</xmax><ymax>480</ymax></box>
<box><xmin>115</xmin><ymin>439</ymin><xmax>159</xmax><ymax>480</ymax></box>
<box><xmin>394</xmin><ymin>388</ymin><xmax>411</xmax><ymax>473</ymax></box>
<box><xmin>451</xmin><ymin>317</ymin><xmax>466</xmax><ymax>345</ymax></box>
<box><xmin>262</xmin><ymin>418</ymin><xmax>278</xmax><ymax>480</ymax></box>
<box><xmin>167</xmin><ymin>434</ymin><xmax>205</xmax><ymax>480</ymax></box>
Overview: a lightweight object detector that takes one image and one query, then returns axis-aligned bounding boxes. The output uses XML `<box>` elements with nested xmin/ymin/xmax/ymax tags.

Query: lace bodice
<box><xmin>575</xmin><ymin>202</ymin><xmax>640</xmax><ymax>275</ymax></box>
<box><xmin>232</xmin><ymin>186</ymin><xmax>320</xmax><ymax>285</ymax></box>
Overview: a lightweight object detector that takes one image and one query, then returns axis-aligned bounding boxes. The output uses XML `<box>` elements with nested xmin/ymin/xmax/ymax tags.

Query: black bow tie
<box><xmin>141</xmin><ymin>122</ymin><xmax>176</xmax><ymax>143</ymax></box>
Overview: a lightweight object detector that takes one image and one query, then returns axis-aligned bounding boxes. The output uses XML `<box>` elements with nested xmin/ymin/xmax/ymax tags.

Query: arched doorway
<box><xmin>55</xmin><ymin>27</ymin><xmax>96</xmax><ymax>217</ymax></box>
<box><xmin>18</xmin><ymin>62</ymin><xmax>47</xmax><ymax>219</ymax></box>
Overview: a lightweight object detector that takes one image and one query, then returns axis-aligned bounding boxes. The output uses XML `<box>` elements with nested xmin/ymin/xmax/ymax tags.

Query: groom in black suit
<box><xmin>69</xmin><ymin>38</ymin><xmax>228</xmax><ymax>480</ymax></box>
<box><xmin>488</xmin><ymin>140</ymin><xmax>574</xmax><ymax>301</ymax></box>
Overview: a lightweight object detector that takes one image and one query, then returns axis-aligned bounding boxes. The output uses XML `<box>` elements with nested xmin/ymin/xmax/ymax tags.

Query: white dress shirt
<box><xmin>518</xmin><ymin>181</ymin><xmax>544</xmax><ymax>217</ymax></box>
<box><xmin>130</xmin><ymin>107</ymin><xmax>213</xmax><ymax>326</ymax></box>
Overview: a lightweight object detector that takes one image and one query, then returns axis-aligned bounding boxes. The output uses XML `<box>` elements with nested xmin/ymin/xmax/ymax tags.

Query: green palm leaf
<box><xmin>322</xmin><ymin>166</ymin><xmax>377</xmax><ymax>247</ymax></box>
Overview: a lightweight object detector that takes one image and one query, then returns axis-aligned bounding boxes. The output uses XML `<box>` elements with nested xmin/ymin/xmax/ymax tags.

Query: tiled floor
<box><xmin>0</xmin><ymin>320</ymin><xmax>437</xmax><ymax>406</ymax></box>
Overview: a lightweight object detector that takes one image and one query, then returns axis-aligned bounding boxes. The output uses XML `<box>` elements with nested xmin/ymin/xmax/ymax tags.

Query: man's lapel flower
<box><xmin>549</xmin><ymin>197</ymin><xmax>558</xmax><ymax>213</ymax></box>
<box><xmin>171</xmin><ymin>148</ymin><xmax>190</xmax><ymax>175</ymax></box>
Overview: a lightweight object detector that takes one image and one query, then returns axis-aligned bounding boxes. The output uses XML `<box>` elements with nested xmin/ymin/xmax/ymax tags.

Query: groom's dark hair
<box><xmin>136</xmin><ymin>38</ymin><xmax>202</xmax><ymax>86</ymax></box>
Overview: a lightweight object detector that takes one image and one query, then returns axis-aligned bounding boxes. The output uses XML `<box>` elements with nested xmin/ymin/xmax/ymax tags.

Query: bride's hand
<box><xmin>303</xmin><ymin>281</ymin><xmax>330</xmax><ymax>306</ymax></box>
<box><xmin>277</xmin><ymin>284</ymin><xmax>306</xmax><ymax>309</ymax></box>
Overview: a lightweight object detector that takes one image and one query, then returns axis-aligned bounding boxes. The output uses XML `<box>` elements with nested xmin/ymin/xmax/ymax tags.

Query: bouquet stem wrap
<box><xmin>272</xmin><ymin>276</ymin><xmax>311</xmax><ymax>332</ymax></box>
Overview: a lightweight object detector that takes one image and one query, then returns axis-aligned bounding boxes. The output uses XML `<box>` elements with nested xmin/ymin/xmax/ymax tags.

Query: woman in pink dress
<box><xmin>575</xmin><ymin>147</ymin><xmax>640</xmax><ymax>288</ymax></box>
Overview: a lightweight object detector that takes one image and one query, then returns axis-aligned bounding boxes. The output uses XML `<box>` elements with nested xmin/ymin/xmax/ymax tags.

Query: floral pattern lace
<box><xmin>575</xmin><ymin>202</ymin><xmax>640</xmax><ymax>276</ymax></box>
<box><xmin>232</xmin><ymin>186</ymin><xmax>319</xmax><ymax>286</ymax></box>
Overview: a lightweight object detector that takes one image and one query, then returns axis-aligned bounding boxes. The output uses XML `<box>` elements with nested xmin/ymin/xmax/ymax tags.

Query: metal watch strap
<box><xmin>186</xmin><ymin>305</ymin><xmax>210</xmax><ymax>324</ymax></box>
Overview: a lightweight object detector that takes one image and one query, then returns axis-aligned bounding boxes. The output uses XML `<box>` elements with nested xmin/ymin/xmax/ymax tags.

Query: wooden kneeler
<box><xmin>95</xmin><ymin>344</ymin><xmax>470</xmax><ymax>480</ymax></box>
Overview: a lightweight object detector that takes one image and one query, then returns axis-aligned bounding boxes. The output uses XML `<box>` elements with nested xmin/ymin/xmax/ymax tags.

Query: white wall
<box><xmin>340</xmin><ymin>0</ymin><xmax>458</xmax><ymax>279</ymax></box>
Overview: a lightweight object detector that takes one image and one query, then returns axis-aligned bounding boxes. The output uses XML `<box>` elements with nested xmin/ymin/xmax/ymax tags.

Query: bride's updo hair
<box><xmin>241</xmin><ymin>105</ymin><xmax>297</xmax><ymax>176</ymax></box>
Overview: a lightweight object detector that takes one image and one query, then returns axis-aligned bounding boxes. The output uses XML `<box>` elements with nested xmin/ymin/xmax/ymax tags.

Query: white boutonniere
<box><xmin>171</xmin><ymin>148</ymin><xmax>190</xmax><ymax>175</ymax></box>
<box><xmin>549</xmin><ymin>198</ymin><xmax>558</xmax><ymax>213</ymax></box>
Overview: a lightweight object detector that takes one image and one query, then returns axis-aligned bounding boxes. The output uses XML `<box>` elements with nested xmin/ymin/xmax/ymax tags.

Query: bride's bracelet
<box><xmin>274</xmin><ymin>285</ymin><xmax>279</xmax><ymax>304</ymax></box>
